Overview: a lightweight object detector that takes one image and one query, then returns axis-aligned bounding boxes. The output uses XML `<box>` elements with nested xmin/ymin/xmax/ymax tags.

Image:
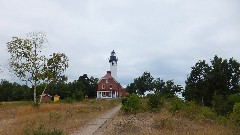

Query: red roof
<box><xmin>102</xmin><ymin>71</ymin><xmax>113</xmax><ymax>79</ymax></box>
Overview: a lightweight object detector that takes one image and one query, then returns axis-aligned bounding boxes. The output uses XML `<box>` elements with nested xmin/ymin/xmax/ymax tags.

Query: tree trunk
<box><xmin>39</xmin><ymin>82</ymin><xmax>48</xmax><ymax>104</ymax></box>
<box><xmin>34</xmin><ymin>81</ymin><xmax>37</xmax><ymax>104</ymax></box>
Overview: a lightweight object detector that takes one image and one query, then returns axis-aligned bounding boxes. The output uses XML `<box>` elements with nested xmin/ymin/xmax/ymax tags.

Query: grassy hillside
<box><xmin>0</xmin><ymin>99</ymin><xmax>120</xmax><ymax>135</ymax></box>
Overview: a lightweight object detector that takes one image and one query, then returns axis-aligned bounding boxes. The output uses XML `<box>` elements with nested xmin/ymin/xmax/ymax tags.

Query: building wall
<box><xmin>98</xmin><ymin>78</ymin><xmax>120</xmax><ymax>91</ymax></box>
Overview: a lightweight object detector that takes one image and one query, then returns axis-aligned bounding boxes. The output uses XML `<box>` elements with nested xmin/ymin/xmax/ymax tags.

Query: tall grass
<box><xmin>0</xmin><ymin>99</ymin><xmax>120</xmax><ymax>135</ymax></box>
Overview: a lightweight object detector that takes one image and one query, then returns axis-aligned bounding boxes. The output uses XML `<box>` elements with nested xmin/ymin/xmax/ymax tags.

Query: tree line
<box><xmin>126</xmin><ymin>71</ymin><xmax>183</xmax><ymax>98</ymax></box>
<box><xmin>0</xmin><ymin>74</ymin><xmax>98</xmax><ymax>102</ymax></box>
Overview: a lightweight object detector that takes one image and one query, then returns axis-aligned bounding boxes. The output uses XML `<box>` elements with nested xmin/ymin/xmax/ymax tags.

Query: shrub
<box><xmin>228</xmin><ymin>94</ymin><xmax>240</xmax><ymax>112</ymax></box>
<box><xmin>121</xmin><ymin>94</ymin><xmax>143</xmax><ymax>113</ymax></box>
<box><xmin>121</xmin><ymin>97</ymin><xmax>128</xmax><ymax>105</ymax></box>
<box><xmin>169</xmin><ymin>97</ymin><xmax>185</xmax><ymax>115</ymax></box>
<box><xmin>148</xmin><ymin>94</ymin><xmax>164</xmax><ymax>112</ymax></box>
<box><xmin>199</xmin><ymin>107</ymin><xmax>217</xmax><ymax>120</ymax></box>
<box><xmin>230</xmin><ymin>102</ymin><xmax>240</xmax><ymax>125</ymax></box>
<box><xmin>181</xmin><ymin>101</ymin><xmax>199</xmax><ymax>119</ymax></box>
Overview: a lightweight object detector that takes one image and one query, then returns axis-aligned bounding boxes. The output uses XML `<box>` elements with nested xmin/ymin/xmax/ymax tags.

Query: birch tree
<box><xmin>7</xmin><ymin>32</ymin><xmax>69</xmax><ymax>104</ymax></box>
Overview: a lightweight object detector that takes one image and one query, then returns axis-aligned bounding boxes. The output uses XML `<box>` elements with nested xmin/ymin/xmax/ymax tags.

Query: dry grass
<box><xmin>0</xmin><ymin>99</ymin><xmax>120</xmax><ymax>135</ymax></box>
<box><xmin>101</xmin><ymin>103</ymin><xmax>240</xmax><ymax>135</ymax></box>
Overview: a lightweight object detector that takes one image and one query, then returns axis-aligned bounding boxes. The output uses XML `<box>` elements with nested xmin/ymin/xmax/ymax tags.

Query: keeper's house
<box><xmin>97</xmin><ymin>71</ymin><xmax>126</xmax><ymax>99</ymax></box>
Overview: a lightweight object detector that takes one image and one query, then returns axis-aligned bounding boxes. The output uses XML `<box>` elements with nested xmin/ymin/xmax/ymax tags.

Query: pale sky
<box><xmin>0</xmin><ymin>0</ymin><xmax>240</xmax><ymax>87</ymax></box>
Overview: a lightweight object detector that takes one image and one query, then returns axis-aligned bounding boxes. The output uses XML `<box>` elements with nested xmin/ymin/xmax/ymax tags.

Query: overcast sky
<box><xmin>0</xmin><ymin>0</ymin><xmax>240</xmax><ymax>87</ymax></box>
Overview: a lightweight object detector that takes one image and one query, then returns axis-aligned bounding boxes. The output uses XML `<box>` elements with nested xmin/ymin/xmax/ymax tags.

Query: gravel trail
<box><xmin>71</xmin><ymin>105</ymin><xmax>121</xmax><ymax>135</ymax></box>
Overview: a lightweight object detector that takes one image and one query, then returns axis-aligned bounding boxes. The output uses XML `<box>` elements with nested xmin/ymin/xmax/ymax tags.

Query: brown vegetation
<box><xmin>0</xmin><ymin>100</ymin><xmax>120</xmax><ymax>135</ymax></box>
<box><xmin>99</xmin><ymin>101</ymin><xmax>240</xmax><ymax>135</ymax></box>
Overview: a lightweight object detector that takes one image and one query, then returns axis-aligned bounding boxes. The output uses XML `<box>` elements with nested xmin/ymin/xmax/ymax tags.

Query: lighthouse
<box><xmin>108</xmin><ymin>50</ymin><xmax>118</xmax><ymax>80</ymax></box>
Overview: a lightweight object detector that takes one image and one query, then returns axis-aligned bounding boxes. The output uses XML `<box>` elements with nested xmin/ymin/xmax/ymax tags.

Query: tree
<box><xmin>162</xmin><ymin>80</ymin><xmax>183</xmax><ymax>98</ymax></box>
<box><xmin>184</xmin><ymin>60</ymin><xmax>211</xmax><ymax>106</ymax></box>
<box><xmin>153</xmin><ymin>78</ymin><xmax>165</xmax><ymax>93</ymax></box>
<box><xmin>47</xmin><ymin>53</ymin><xmax>69</xmax><ymax>84</ymax></box>
<box><xmin>7</xmin><ymin>32</ymin><xmax>69</xmax><ymax>104</ymax></box>
<box><xmin>78</xmin><ymin>74</ymin><xmax>98</xmax><ymax>98</ymax></box>
<box><xmin>184</xmin><ymin>56</ymin><xmax>240</xmax><ymax>107</ymax></box>
<box><xmin>126</xmin><ymin>83</ymin><xmax>137</xmax><ymax>94</ymax></box>
<box><xmin>134</xmin><ymin>72</ymin><xmax>154</xmax><ymax>96</ymax></box>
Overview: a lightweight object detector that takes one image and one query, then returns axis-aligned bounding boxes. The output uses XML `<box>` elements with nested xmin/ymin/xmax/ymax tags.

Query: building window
<box><xmin>106</xmin><ymin>79</ymin><xmax>108</xmax><ymax>83</ymax></box>
<box><xmin>102</xmin><ymin>84</ymin><xmax>105</xmax><ymax>89</ymax></box>
<box><xmin>110</xmin><ymin>84</ymin><xmax>112</xmax><ymax>89</ymax></box>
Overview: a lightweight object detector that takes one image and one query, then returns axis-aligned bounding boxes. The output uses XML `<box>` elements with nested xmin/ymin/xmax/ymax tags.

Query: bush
<box><xmin>121</xmin><ymin>94</ymin><xmax>143</xmax><ymax>113</ymax></box>
<box><xmin>148</xmin><ymin>94</ymin><xmax>164</xmax><ymax>112</ymax></box>
<box><xmin>169</xmin><ymin>97</ymin><xmax>185</xmax><ymax>115</ymax></box>
<box><xmin>181</xmin><ymin>101</ymin><xmax>199</xmax><ymax>119</ymax></box>
<box><xmin>230</xmin><ymin>102</ymin><xmax>240</xmax><ymax>125</ymax></box>
<box><xmin>228</xmin><ymin>94</ymin><xmax>240</xmax><ymax>112</ymax></box>
<box><xmin>121</xmin><ymin>97</ymin><xmax>128</xmax><ymax>105</ymax></box>
<box><xmin>199</xmin><ymin>107</ymin><xmax>217</xmax><ymax>120</ymax></box>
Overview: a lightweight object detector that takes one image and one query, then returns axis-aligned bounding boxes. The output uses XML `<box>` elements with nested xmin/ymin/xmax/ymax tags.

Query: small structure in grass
<box><xmin>54</xmin><ymin>95</ymin><xmax>60</xmax><ymax>102</ymax></box>
<box><xmin>39</xmin><ymin>94</ymin><xmax>52</xmax><ymax>103</ymax></box>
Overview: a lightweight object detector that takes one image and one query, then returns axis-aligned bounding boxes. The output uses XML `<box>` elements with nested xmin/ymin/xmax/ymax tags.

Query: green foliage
<box><xmin>181</xmin><ymin>101</ymin><xmax>200</xmax><ymax>119</ymax></box>
<box><xmin>0</xmin><ymin>80</ymin><xmax>32</xmax><ymax>101</ymax></box>
<box><xmin>199</xmin><ymin>107</ymin><xmax>217</xmax><ymax>120</ymax></box>
<box><xmin>73</xmin><ymin>91</ymin><xmax>84</xmax><ymax>102</ymax></box>
<box><xmin>121</xmin><ymin>94</ymin><xmax>143</xmax><ymax>113</ymax></box>
<box><xmin>127</xmin><ymin>72</ymin><xmax>183</xmax><ymax>97</ymax></box>
<box><xmin>169</xmin><ymin>97</ymin><xmax>185</xmax><ymax>114</ymax></box>
<box><xmin>126</xmin><ymin>83</ymin><xmax>137</xmax><ymax>95</ymax></box>
<box><xmin>212</xmin><ymin>94</ymin><xmax>229</xmax><ymax>116</ymax></box>
<box><xmin>147</xmin><ymin>94</ymin><xmax>164</xmax><ymax>112</ymax></box>
<box><xmin>63</xmin><ymin>97</ymin><xmax>75</xmax><ymax>103</ymax></box>
<box><xmin>6</xmin><ymin>32</ymin><xmax>69</xmax><ymax>104</ymax></box>
<box><xmin>161</xmin><ymin>80</ymin><xmax>183</xmax><ymax>98</ymax></box>
<box><xmin>228</xmin><ymin>94</ymin><xmax>240</xmax><ymax>111</ymax></box>
<box><xmin>184</xmin><ymin>56</ymin><xmax>240</xmax><ymax>108</ymax></box>
<box><xmin>230</xmin><ymin>103</ymin><xmax>240</xmax><ymax>125</ymax></box>
<box><xmin>134</xmin><ymin>72</ymin><xmax>154</xmax><ymax>96</ymax></box>
<box><xmin>121</xmin><ymin>97</ymin><xmax>128</xmax><ymax>105</ymax></box>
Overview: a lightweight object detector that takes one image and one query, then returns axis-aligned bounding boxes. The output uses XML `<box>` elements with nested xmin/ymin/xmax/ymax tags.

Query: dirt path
<box><xmin>71</xmin><ymin>104</ymin><xmax>121</xmax><ymax>135</ymax></box>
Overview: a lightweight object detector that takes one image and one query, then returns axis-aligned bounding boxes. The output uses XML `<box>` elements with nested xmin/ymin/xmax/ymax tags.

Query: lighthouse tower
<box><xmin>109</xmin><ymin>50</ymin><xmax>118</xmax><ymax>80</ymax></box>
